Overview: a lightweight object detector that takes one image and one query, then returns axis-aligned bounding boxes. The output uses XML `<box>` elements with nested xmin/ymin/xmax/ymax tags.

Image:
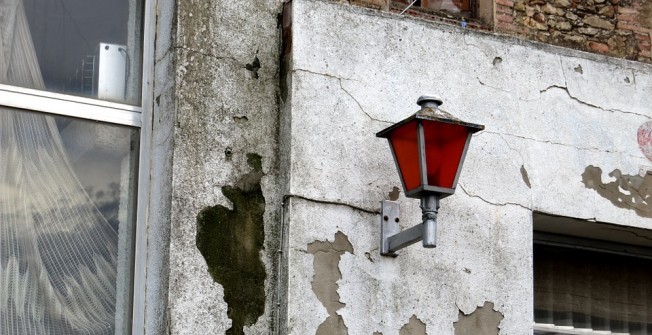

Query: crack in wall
<box><xmin>539</xmin><ymin>85</ymin><xmax>651</xmax><ymax>120</ymax></box>
<box><xmin>481</xmin><ymin>130</ymin><xmax>644</xmax><ymax>158</ymax></box>
<box><xmin>308</xmin><ymin>232</ymin><xmax>354</xmax><ymax>335</ymax></box>
<box><xmin>581</xmin><ymin>165</ymin><xmax>652</xmax><ymax>218</ymax></box>
<box><xmin>293</xmin><ymin>68</ymin><xmax>356</xmax><ymax>82</ymax></box>
<box><xmin>284</xmin><ymin>194</ymin><xmax>380</xmax><ymax>214</ymax></box>
<box><xmin>339</xmin><ymin>79</ymin><xmax>393</xmax><ymax>124</ymax></box>
<box><xmin>458</xmin><ymin>184</ymin><xmax>531</xmax><ymax>211</ymax></box>
<box><xmin>292</xmin><ymin>68</ymin><xmax>394</xmax><ymax>124</ymax></box>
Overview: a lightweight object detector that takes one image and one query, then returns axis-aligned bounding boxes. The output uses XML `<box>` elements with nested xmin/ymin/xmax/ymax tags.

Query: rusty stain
<box><xmin>582</xmin><ymin>165</ymin><xmax>652</xmax><ymax>218</ymax></box>
<box><xmin>454</xmin><ymin>302</ymin><xmax>503</xmax><ymax>335</ymax></box>
<box><xmin>399</xmin><ymin>315</ymin><xmax>427</xmax><ymax>335</ymax></box>
<box><xmin>638</xmin><ymin>121</ymin><xmax>652</xmax><ymax>162</ymax></box>
<box><xmin>520</xmin><ymin>165</ymin><xmax>531</xmax><ymax>189</ymax></box>
<box><xmin>308</xmin><ymin>232</ymin><xmax>354</xmax><ymax>335</ymax></box>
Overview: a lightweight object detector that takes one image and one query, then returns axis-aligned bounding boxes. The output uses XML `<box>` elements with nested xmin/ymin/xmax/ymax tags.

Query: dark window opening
<box><xmin>533</xmin><ymin>213</ymin><xmax>652</xmax><ymax>335</ymax></box>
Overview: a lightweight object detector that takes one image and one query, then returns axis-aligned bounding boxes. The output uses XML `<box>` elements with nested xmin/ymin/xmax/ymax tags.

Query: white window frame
<box><xmin>0</xmin><ymin>0</ymin><xmax>157</xmax><ymax>332</ymax></box>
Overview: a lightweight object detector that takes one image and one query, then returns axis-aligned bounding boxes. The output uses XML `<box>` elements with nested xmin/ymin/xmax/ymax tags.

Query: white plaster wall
<box><xmin>284</xmin><ymin>1</ymin><xmax>652</xmax><ymax>334</ymax></box>
<box><xmin>168</xmin><ymin>0</ymin><xmax>283</xmax><ymax>334</ymax></box>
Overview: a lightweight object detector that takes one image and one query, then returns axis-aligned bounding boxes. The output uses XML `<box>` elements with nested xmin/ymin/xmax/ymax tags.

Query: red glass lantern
<box><xmin>377</xmin><ymin>96</ymin><xmax>484</xmax><ymax>199</ymax></box>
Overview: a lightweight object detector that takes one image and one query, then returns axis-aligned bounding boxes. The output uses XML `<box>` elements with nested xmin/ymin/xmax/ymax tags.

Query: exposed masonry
<box><xmin>195</xmin><ymin>154</ymin><xmax>267</xmax><ymax>335</ymax></box>
<box><xmin>454</xmin><ymin>302</ymin><xmax>504</xmax><ymax>335</ymax></box>
<box><xmin>399</xmin><ymin>315</ymin><xmax>428</xmax><ymax>335</ymax></box>
<box><xmin>307</xmin><ymin>232</ymin><xmax>354</xmax><ymax>335</ymax></box>
<box><xmin>369</xmin><ymin>315</ymin><xmax>429</xmax><ymax>335</ymax></box>
<box><xmin>350</xmin><ymin>0</ymin><xmax>651</xmax><ymax>62</ymax></box>
<box><xmin>582</xmin><ymin>165</ymin><xmax>652</xmax><ymax>218</ymax></box>
<box><xmin>496</xmin><ymin>0</ymin><xmax>652</xmax><ymax>63</ymax></box>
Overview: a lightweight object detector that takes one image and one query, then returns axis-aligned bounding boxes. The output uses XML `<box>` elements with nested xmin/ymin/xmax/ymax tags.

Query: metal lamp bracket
<box><xmin>380</xmin><ymin>196</ymin><xmax>439</xmax><ymax>257</ymax></box>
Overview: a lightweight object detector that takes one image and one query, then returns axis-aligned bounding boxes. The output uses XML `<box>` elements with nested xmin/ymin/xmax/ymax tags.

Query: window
<box><xmin>391</xmin><ymin>0</ymin><xmax>493</xmax><ymax>26</ymax></box>
<box><xmin>533</xmin><ymin>214</ymin><xmax>652</xmax><ymax>335</ymax></box>
<box><xmin>0</xmin><ymin>0</ymin><xmax>152</xmax><ymax>333</ymax></box>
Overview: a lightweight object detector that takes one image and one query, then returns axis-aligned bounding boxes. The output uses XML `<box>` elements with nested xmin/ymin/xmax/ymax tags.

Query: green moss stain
<box><xmin>196</xmin><ymin>153</ymin><xmax>266</xmax><ymax>335</ymax></box>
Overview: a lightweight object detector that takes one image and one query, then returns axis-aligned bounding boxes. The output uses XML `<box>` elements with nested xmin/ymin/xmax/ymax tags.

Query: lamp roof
<box><xmin>376</xmin><ymin>97</ymin><xmax>485</xmax><ymax>138</ymax></box>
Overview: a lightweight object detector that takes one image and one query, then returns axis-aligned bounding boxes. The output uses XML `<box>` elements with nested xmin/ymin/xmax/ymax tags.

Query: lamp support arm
<box><xmin>380</xmin><ymin>195</ymin><xmax>439</xmax><ymax>256</ymax></box>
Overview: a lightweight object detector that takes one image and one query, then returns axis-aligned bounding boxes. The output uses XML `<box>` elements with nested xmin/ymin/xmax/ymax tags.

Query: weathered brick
<box><xmin>617</xmin><ymin>7</ymin><xmax>639</xmax><ymax>14</ymax></box>
<box><xmin>496</xmin><ymin>21</ymin><xmax>531</xmax><ymax>34</ymax></box>
<box><xmin>587</xmin><ymin>41</ymin><xmax>610</xmax><ymax>52</ymax></box>
<box><xmin>351</xmin><ymin>0</ymin><xmax>389</xmax><ymax>9</ymax></box>
<box><xmin>618</xmin><ymin>23</ymin><xmax>652</xmax><ymax>33</ymax></box>
<box><xmin>497</xmin><ymin>13</ymin><xmax>515</xmax><ymax>23</ymax></box>
<box><xmin>617</xmin><ymin>13</ymin><xmax>639</xmax><ymax>22</ymax></box>
<box><xmin>496</xmin><ymin>5</ymin><xmax>514</xmax><ymax>14</ymax></box>
<box><xmin>496</xmin><ymin>0</ymin><xmax>515</xmax><ymax>7</ymax></box>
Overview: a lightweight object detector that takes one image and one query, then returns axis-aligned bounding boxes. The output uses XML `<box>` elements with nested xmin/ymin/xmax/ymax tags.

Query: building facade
<box><xmin>1</xmin><ymin>0</ymin><xmax>651</xmax><ymax>334</ymax></box>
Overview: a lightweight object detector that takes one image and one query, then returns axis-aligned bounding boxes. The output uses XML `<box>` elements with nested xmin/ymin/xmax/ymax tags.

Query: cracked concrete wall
<box><xmin>283</xmin><ymin>1</ymin><xmax>651</xmax><ymax>334</ymax></box>
<box><xmin>168</xmin><ymin>0</ymin><xmax>283</xmax><ymax>334</ymax></box>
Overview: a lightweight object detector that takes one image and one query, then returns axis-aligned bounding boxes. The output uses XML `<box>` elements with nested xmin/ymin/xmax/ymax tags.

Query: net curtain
<box><xmin>0</xmin><ymin>0</ymin><xmax>120</xmax><ymax>333</ymax></box>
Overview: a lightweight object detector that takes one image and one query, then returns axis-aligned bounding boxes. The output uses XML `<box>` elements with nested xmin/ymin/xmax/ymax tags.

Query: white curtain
<box><xmin>0</xmin><ymin>0</ymin><xmax>119</xmax><ymax>333</ymax></box>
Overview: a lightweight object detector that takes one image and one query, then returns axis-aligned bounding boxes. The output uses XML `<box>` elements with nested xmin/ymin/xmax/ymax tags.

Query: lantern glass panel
<box><xmin>422</xmin><ymin>121</ymin><xmax>469</xmax><ymax>188</ymax></box>
<box><xmin>388</xmin><ymin>120</ymin><xmax>420</xmax><ymax>193</ymax></box>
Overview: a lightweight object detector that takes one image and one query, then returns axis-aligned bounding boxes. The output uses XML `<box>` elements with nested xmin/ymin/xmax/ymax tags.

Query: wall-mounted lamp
<box><xmin>376</xmin><ymin>96</ymin><xmax>484</xmax><ymax>256</ymax></box>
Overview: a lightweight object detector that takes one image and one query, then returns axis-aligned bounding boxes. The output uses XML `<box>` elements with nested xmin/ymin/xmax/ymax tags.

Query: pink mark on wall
<box><xmin>639</xmin><ymin>121</ymin><xmax>652</xmax><ymax>162</ymax></box>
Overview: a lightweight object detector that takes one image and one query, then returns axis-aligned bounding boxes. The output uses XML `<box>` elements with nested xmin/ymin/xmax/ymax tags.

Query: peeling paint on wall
<box><xmin>582</xmin><ymin>165</ymin><xmax>652</xmax><ymax>218</ymax></box>
<box><xmin>196</xmin><ymin>153</ymin><xmax>267</xmax><ymax>335</ymax></box>
<box><xmin>388</xmin><ymin>186</ymin><xmax>400</xmax><ymax>201</ymax></box>
<box><xmin>307</xmin><ymin>231</ymin><xmax>354</xmax><ymax>335</ymax></box>
<box><xmin>399</xmin><ymin>315</ymin><xmax>427</xmax><ymax>335</ymax></box>
<box><xmin>245</xmin><ymin>55</ymin><xmax>261</xmax><ymax>79</ymax></box>
<box><xmin>454</xmin><ymin>302</ymin><xmax>504</xmax><ymax>335</ymax></box>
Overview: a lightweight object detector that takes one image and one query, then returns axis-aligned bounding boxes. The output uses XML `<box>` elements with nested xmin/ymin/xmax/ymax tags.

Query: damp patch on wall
<box><xmin>307</xmin><ymin>231</ymin><xmax>354</xmax><ymax>335</ymax></box>
<box><xmin>581</xmin><ymin>165</ymin><xmax>652</xmax><ymax>218</ymax></box>
<box><xmin>454</xmin><ymin>302</ymin><xmax>504</xmax><ymax>335</ymax></box>
<box><xmin>196</xmin><ymin>153</ymin><xmax>267</xmax><ymax>335</ymax></box>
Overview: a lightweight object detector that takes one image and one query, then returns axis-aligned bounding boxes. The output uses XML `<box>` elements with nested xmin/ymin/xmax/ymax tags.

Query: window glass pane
<box><xmin>0</xmin><ymin>0</ymin><xmax>143</xmax><ymax>105</ymax></box>
<box><xmin>534</xmin><ymin>243</ymin><xmax>652</xmax><ymax>335</ymax></box>
<box><xmin>0</xmin><ymin>108</ymin><xmax>138</xmax><ymax>334</ymax></box>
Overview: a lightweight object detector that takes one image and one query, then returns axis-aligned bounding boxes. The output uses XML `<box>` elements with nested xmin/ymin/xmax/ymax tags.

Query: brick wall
<box><xmin>346</xmin><ymin>0</ymin><xmax>651</xmax><ymax>63</ymax></box>
<box><xmin>495</xmin><ymin>0</ymin><xmax>652</xmax><ymax>62</ymax></box>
